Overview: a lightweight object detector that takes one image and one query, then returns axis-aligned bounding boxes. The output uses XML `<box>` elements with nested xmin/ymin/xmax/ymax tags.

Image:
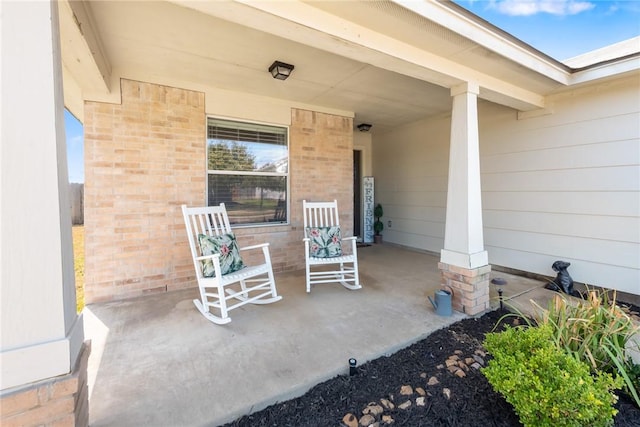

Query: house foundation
<box><xmin>439</xmin><ymin>262</ymin><xmax>491</xmax><ymax>315</ymax></box>
<box><xmin>0</xmin><ymin>342</ymin><xmax>91</xmax><ymax>427</ymax></box>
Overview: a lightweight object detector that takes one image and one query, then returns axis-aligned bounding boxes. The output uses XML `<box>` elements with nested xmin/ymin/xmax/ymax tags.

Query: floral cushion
<box><xmin>305</xmin><ymin>226</ymin><xmax>342</xmax><ymax>258</ymax></box>
<box><xmin>197</xmin><ymin>232</ymin><xmax>245</xmax><ymax>277</ymax></box>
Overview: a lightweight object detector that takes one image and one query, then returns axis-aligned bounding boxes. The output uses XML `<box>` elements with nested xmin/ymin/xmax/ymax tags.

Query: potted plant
<box><xmin>373</xmin><ymin>203</ymin><xmax>384</xmax><ymax>243</ymax></box>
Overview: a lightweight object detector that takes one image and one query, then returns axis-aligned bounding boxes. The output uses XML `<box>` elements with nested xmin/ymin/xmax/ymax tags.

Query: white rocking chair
<box><xmin>182</xmin><ymin>204</ymin><xmax>282</xmax><ymax>324</ymax></box>
<box><xmin>303</xmin><ymin>200</ymin><xmax>362</xmax><ymax>293</ymax></box>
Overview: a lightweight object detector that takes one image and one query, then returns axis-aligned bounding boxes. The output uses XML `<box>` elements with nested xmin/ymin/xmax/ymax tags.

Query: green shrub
<box><xmin>373</xmin><ymin>204</ymin><xmax>384</xmax><ymax>236</ymax></box>
<box><xmin>532</xmin><ymin>290</ymin><xmax>640</xmax><ymax>407</ymax></box>
<box><xmin>482</xmin><ymin>324</ymin><xmax>622</xmax><ymax>427</ymax></box>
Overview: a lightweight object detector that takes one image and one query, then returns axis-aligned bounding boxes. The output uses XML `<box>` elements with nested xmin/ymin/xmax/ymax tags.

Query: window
<box><xmin>207</xmin><ymin>118</ymin><xmax>288</xmax><ymax>225</ymax></box>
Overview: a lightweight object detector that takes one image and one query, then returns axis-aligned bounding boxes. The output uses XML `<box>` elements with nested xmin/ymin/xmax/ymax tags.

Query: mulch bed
<box><xmin>221</xmin><ymin>309</ymin><xmax>640</xmax><ymax>427</ymax></box>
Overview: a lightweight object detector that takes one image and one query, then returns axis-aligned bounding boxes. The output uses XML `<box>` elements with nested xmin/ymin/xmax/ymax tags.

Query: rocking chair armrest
<box><xmin>195</xmin><ymin>253</ymin><xmax>221</xmax><ymax>262</ymax></box>
<box><xmin>240</xmin><ymin>242</ymin><xmax>272</xmax><ymax>264</ymax></box>
<box><xmin>239</xmin><ymin>242</ymin><xmax>270</xmax><ymax>252</ymax></box>
<box><xmin>342</xmin><ymin>236</ymin><xmax>357</xmax><ymax>247</ymax></box>
<box><xmin>342</xmin><ymin>236</ymin><xmax>358</xmax><ymax>254</ymax></box>
<box><xmin>195</xmin><ymin>253</ymin><xmax>222</xmax><ymax>278</ymax></box>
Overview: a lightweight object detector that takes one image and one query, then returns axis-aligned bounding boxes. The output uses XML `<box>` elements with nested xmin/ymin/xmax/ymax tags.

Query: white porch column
<box><xmin>1</xmin><ymin>1</ymin><xmax>89</xmax><ymax>425</ymax></box>
<box><xmin>439</xmin><ymin>82</ymin><xmax>491</xmax><ymax>315</ymax></box>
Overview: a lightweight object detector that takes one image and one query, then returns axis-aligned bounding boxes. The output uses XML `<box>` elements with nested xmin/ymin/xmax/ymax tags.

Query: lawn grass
<box><xmin>72</xmin><ymin>225</ymin><xmax>84</xmax><ymax>312</ymax></box>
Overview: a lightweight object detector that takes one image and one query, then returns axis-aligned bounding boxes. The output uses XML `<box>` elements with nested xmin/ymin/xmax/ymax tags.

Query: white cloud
<box><xmin>489</xmin><ymin>0</ymin><xmax>595</xmax><ymax>16</ymax></box>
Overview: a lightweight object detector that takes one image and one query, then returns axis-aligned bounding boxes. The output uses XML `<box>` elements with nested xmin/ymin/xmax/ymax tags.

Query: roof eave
<box><xmin>397</xmin><ymin>0</ymin><xmax>572</xmax><ymax>84</ymax></box>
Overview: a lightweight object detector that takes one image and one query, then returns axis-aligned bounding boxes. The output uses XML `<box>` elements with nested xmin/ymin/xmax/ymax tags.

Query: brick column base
<box><xmin>439</xmin><ymin>262</ymin><xmax>491</xmax><ymax>315</ymax></box>
<box><xmin>0</xmin><ymin>341</ymin><xmax>91</xmax><ymax>427</ymax></box>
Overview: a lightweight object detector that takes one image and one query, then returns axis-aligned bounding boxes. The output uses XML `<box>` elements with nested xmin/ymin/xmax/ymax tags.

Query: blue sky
<box><xmin>65</xmin><ymin>0</ymin><xmax>639</xmax><ymax>183</ymax></box>
<box><xmin>454</xmin><ymin>0</ymin><xmax>640</xmax><ymax>60</ymax></box>
<box><xmin>65</xmin><ymin>110</ymin><xmax>84</xmax><ymax>183</ymax></box>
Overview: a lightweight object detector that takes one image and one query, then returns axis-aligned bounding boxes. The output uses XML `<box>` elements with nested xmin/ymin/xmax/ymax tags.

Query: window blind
<box><xmin>207</xmin><ymin>118</ymin><xmax>286</xmax><ymax>145</ymax></box>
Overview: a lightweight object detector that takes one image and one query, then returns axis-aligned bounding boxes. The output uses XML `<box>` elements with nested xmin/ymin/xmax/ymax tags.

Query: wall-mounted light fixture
<box><xmin>269</xmin><ymin>61</ymin><xmax>295</xmax><ymax>80</ymax></box>
<box><xmin>357</xmin><ymin>123</ymin><xmax>372</xmax><ymax>132</ymax></box>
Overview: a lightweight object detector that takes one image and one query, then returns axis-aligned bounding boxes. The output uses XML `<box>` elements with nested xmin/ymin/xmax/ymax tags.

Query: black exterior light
<box><xmin>357</xmin><ymin>123</ymin><xmax>372</xmax><ymax>132</ymax></box>
<box><xmin>349</xmin><ymin>358</ymin><xmax>357</xmax><ymax>376</ymax></box>
<box><xmin>269</xmin><ymin>61</ymin><xmax>294</xmax><ymax>80</ymax></box>
<box><xmin>491</xmin><ymin>277</ymin><xmax>507</xmax><ymax>311</ymax></box>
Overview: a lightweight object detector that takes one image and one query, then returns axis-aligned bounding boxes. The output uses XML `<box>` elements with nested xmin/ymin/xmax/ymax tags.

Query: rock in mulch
<box><xmin>342</xmin><ymin>413</ymin><xmax>358</xmax><ymax>427</ymax></box>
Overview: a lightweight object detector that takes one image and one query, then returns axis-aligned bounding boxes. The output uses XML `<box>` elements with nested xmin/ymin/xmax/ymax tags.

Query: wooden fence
<box><xmin>70</xmin><ymin>183</ymin><xmax>84</xmax><ymax>225</ymax></box>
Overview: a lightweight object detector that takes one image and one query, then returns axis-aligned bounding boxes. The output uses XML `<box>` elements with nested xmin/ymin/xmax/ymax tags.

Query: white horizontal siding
<box><xmin>384</xmin><ymin>191</ymin><xmax>447</xmax><ymax>207</ymax></box>
<box><xmin>373</xmin><ymin>75</ymin><xmax>639</xmax><ymax>295</ymax></box>
<box><xmin>482</xmin><ymin>166</ymin><xmax>639</xmax><ymax>192</ymax></box>
<box><xmin>390</xmin><ymin>175</ymin><xmax>448</xmax><ymax>192</ymax></box>
<box><xmin>483</xmin><ymin>139</ymin><xmax>639</xmax><ymax>172</ymax></box>
<box><xmin>487</xmin><ymin>246</ymin><xmax>640</xmax><ymax>295</ymax></box>
<box><xmin>485</xmin><ymin>228</ymin><xmax>638</xmax><ymax>268</ymax></box>
<box><xmin>402</xmin><ymin>205</ymin><xmax>447</xmax><ymax>223</ymax></box>
<box><xmin>484</xmin><ymin>210</ymin><xmax>639</xmax><ymax>243</ymax></box>
<box><xmin>392</xmin><ymin>218</ymin><xmax>445</xmax><ymax>239</ymax></box>
<box><xmin>483</xmin><ymin>191</ymin><xmax>638</xmax><ymax>217</ymax></box>
<box><xmin>481</xmin><ymin>75</ymin><xmax>639</xmax><ymax>295</ymax></box>
<box><xmin>482</xmin><ymin>113</ymin><xmax>638</xmax><ymax>155</ymax></box>
<box><xmin>374</xmin><ymin>114</ymin><xmax>450</xmax><ymax>252</ymax></box>
<box><xmin>384</xmin><ymin>229</ymin><xmax>444</xmax><ymax>253</ymax></box>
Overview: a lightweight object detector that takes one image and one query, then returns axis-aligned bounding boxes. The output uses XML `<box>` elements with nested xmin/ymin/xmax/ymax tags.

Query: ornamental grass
<box><xmin>531</xmin><ymin>288</ymin><xmax>640</xmax><ymax>408</ymax></box>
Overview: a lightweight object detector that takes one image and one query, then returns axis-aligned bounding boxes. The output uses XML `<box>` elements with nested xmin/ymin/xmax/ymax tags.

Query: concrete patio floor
<box><xmin>84</xmin><ymin>244</ymin><xmax>548</xmax><ymax>427</ymax></box>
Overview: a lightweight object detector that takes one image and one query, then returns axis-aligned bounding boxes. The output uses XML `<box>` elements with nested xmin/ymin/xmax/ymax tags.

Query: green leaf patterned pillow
<box><xmin>305</xmin><ymin>226</ymin><xmax>342</xmax><ymax>258</ymax></box>
<box><xmin>197</xmin><ymin>233</ymin><xmax>245</xmax><ymax>277</ymax></box>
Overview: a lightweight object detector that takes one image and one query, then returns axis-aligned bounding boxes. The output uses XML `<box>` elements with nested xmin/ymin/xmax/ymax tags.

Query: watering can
<box><xmin>428</xmin><ymin>287</ymin><xmax>453</xmax><ymax>316</ymax></box>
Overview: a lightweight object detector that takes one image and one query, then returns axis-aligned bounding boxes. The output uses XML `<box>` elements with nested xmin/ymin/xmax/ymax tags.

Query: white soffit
<box><xmin>307</xmin><ymin>0</ymin><xmax>563</xmax><ymax>94</ymax></box>
<box><xmin>58</xmin><ymin>0</ymin><xmax>110</xmax><ymax>94</ymax></box>
<box><xmin>74</xmin><ymin>0</ymin><xmax>454</xmax><ymax>132</ymax></box>
<box><xmin>175</xmin><ymin>0</ymin><xmax>546</xmax><ymax>110</ymax></box>
<box><xmin>60</xmin><ymin>0</ymin><xmax>636</xmax><ymax>130</ymax></box>
<box><xmin>392</xmin><ymin>0</ymin><xmax>570</xmax><ymax>84</ymax></box>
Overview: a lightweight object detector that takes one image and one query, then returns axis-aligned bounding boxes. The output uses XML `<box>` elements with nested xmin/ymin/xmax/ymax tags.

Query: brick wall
<box><xmin>439</xmin><ymin>263</ymin><xmax>491</xmax><ymax>315</ymax></box>
<box><xmin>0</xmin><ymin>342</ymin><xmax>90</xmax><ymax>427</ymax></box>
<box><xmin>237</xmin><ymin>108</ymin><xmax>354</xmax><ymax>272</ymax></box>
<box><xmin>84</xmin><ymin>80</ymin><xmax>353</xmax><ymax>303</ymax></box>
<box><xmin>288</xmin><ymin>108</ymin><xmax>354</xmax><ymax>234</ymax></box>
<box><xmin>84</xmin><ymin>80</ymin><xmax>206</xmax><ymax>303</ymax></box>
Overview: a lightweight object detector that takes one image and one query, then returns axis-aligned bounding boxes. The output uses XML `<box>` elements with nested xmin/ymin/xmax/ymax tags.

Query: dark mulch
<box><xmin>221</xmin><ymin>309</ymin><xmax>640</xmax><ymax>427</ymax></box>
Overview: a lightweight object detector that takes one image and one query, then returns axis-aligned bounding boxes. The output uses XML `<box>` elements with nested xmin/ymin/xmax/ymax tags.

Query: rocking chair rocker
<box><xmin>182</xmin><ymin>204</ymin><xmax>282</xmax><ymax>324</ymax></box>
<box><xmin>302</xmin><ymin>200</ymin><xmax>362</xmax><ymax>293</ymax></box>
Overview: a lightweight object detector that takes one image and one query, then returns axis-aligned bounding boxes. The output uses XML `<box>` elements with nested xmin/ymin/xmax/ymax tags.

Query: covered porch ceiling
<box><xmin>60</xmin><ymin>0</ymin><xmax>584</xmax><ymax>133</ymax></box>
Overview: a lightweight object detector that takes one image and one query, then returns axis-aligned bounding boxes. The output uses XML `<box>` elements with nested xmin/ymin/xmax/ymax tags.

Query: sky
<box><xmin>65</xmin><ymin>0</ymin><xmax>640</xmax><ymax>183</ymax></box>
<box><xmin>453</xmin><ymin>0</ymin><xmax>640</xmax><ymax>60</ymax></box>
<box><xmin>66</xmin><ymin>110</ymin><xmax>84</xmax><ymax>184</ymax></box>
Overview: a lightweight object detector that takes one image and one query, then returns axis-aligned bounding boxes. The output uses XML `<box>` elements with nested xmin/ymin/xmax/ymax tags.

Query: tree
<box><xmin>208</xmin><ymin>142</ymin><xmax>256</xmax><ymax>205</ymax></box>
<box><xmin>208</xmin><ymin>141</ymin><xmax>256</xmax><ymax>171</ymax></box>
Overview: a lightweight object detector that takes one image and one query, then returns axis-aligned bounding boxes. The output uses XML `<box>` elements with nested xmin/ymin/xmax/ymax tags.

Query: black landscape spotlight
<box><xmin>349</xmin><ymin>358</ymin><xmax>357</xmax><ymax>376</ymax></box>
<box><xmin>491</xmin><ymin>277</ymin><xmax>507</xmax><ymax>310</ymax></box>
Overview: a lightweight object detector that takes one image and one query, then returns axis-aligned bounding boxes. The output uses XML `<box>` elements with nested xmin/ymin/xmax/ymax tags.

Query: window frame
<box><xmin>205</xmin><ymin>116</ymin><xmax>290</xmax><ymax>228</ymax></box>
